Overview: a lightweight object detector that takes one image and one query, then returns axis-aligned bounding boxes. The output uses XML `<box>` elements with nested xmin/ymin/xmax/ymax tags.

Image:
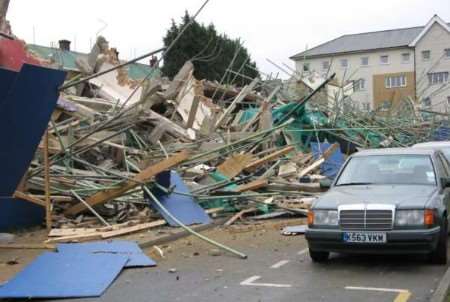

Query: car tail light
<box><xmin>307</xmin><ymin>210</ymin><xmax>314</xmax><ymax>226</ymax></box>
<box><xmin>424</xmin><ymin>209</ymin><xmax>435</xmax><ymax>226</ymax></box>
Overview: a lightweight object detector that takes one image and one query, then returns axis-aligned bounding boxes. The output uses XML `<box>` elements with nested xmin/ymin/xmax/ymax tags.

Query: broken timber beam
<box><xmin>65</xmin><ymin>150</ymin><xmax>189</xmax><ymax>216</ymax></box>
<box><xmin>244</xmin><ymin>145</ymin><xmax>294</xmax><ymax>172</ymax></box>
<box><xmin>13</xmin><ymin>191</ymin><xmax>46</xmax><ymax>207</ymax></box>
<box><xmin>234</xmin><ymin>179</ymin><xmax>268</xmax><ymax>192</ymax></box>
<box><xmin>298</xmin><ymin>143</ymin><xmax>339</xmax><ymax>178</ymax></box>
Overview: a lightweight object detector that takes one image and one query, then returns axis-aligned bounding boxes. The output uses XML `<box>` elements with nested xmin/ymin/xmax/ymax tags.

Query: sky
<box><xmin>7</xmin><ymin>0</ymin><xmax>450</xmax><ymax>78</ymax></box>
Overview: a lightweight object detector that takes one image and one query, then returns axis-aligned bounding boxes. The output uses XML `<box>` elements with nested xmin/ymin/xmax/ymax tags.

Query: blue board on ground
<box><xmin>57</xmin><ymin>240</ymin><xmax>156</xmax><ymax>267</ymax></box>
<box><xmin>310</xmin><ymin>142</ymin><xmax>345</xmax><ymax>179</ymax></box>
<box><xmin>0</xmin><ymin>64</ymin><xmax>66</xmax><ymax>196</ymax></box>
<box><xmin>146</xmin><ymin>170</ymin><xmax>211</xmax><ymax>226</ymax></box>
<box><xmin>0</xmin><ymin>252</ymin><xmax>128</xmax><ymax>299</ymax></box>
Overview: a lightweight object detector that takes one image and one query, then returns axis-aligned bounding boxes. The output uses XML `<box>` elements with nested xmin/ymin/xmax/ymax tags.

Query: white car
<box><xmin>413</xmin><ymin>141</ymin><xmax>450</xmax><ymax>161</ymax></box>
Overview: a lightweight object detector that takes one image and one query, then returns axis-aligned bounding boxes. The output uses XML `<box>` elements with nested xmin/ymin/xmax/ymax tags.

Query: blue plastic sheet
<box><xmin>310</xmin><ymin>142</ymin><xmax>345</xmax><ymax>179</ymax></box>
<box><xmin>0</xmin><ymin>64</ymin><xmax>65</xmax><ymax>231</ymax></box>
<box><xmin>147</xmin><ymin>170</ymin><xmax>211</xmax><ymax>226</ymax></box>
<box><xmin>0</xmin><ymin>252</ymin><xmax>127</xmax><ymax>299</ymax></box>
<box><xmin>57</xmin><ymin>240</ymin><xmax>156</xmax><ymax>267</ymax></box>
<box><xmin>0</xmin><ymin>64</ymin><xmax>66</xmax><ymax>196</ymax></box>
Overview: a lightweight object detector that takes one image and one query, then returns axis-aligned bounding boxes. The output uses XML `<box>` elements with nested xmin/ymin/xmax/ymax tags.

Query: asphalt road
<box><xmin>53</xmin><ymin>224</ymin><xmax>449</xmax><ymax>302</ymax></box>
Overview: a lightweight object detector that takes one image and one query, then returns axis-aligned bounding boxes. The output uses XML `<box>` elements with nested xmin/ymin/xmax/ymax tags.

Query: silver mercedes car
<box><xmin>305</xmin><ymin>148</ymin><xmax>450</xmax><ymax>264</ymax></box>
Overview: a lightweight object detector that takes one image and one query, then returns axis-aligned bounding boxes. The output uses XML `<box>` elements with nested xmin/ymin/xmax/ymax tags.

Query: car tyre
<box><xmin>309</xmin><ymin>250</ymin><xmax>329</xmax><ymax>263</ymax></box>
<box><xmin>430</xmin><ymin>219</ymin><xmax>448</xmax><ymax>265</ymax></box>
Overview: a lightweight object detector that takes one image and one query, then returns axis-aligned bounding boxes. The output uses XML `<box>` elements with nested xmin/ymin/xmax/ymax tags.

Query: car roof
<box><xmin>412</xmin><ymin>141</ymin><xmax>450</xmax><ymax>148</ymax></box>
<box><xmin>352</xmin><ymin>147</ymin><xmax>436</xmax><ymax>157</ymax></box>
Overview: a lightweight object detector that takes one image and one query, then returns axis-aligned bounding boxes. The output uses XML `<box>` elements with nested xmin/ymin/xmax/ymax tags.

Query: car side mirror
<box><xmin>441</xmin><ymin>177</ymin><xmax>450</xmax><ymax>188</ymax></box>
<box><xmin>320</xmin><ymin>178</ymin><xmax>332</xmax><ymax>189</ymax></box>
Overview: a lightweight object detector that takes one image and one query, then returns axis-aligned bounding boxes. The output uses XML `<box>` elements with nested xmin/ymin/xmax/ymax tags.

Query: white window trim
<box><xmin>385</xmin><ymin>75</ymin><xmax>407</xmax><ymax>89</ymax></box>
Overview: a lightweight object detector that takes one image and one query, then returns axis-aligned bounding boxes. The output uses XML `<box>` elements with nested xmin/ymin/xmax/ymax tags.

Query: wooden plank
<box><xmin>224</xmin><ymin>207</ymin><xmax>258</xmax><ymax>226</ymax></box>
<box><xmin>186</xmin><ymin>95</ymin><xmax>200</xmax><ymax>129</ymax></box>
<box><xmin>234</xmin><ymin>179</ymin><xmax>268</xmax><ymax>192</ymax></box>
<box><xmin>44</xmin><ymin>130</ymin><xmax>51</xmax><ymax>231</ymax></box>
<box><xmin>214</xmin><ymin>78</ymin><xmax>259</xmax><ymax>129</ymax></box>
<box><xmin>65</xmin><ymin>150</ymin><xmax>189</xmax><ymax>216</ymax></box>
<box><xmin>216</xmin><ymin>153</ymin><xmax>254</xmax><ymax>178</ymax></box>
<box><xmin>244</xmin><ymin>146</ymin><xmax>294</xmax><ymax>172</ymax></box>
<box><xmin>13</xmin><ymin>191</ymin><xmax>46</xmax><ymax>207</ymax></box>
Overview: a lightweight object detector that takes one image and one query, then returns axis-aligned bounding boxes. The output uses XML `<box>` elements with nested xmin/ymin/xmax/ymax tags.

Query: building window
<box><xmin>447</xmin><ymin>96</ymin><xmax>450</xmax><ymax>106</ymax></box>
<box><xmin>401</xmin><ymin>53</ymin><xmax>410</xmax><ymax>63</ymax></box>
<box><xmin>385</xmin><ymin>75</ymin><xmax>407</xmax><ymax>88</ymax></box>
<box><xmin>322</xmin><ymin>61</ymin><xmax>330</xmax><ymax>70</ymax></box>
<box><xmin>380</xmin><ymin>55</ymin><xmax>389</xmax><ymax>64</ymax></box>
<box><xmin>353</xmin><ymin>78</ymin><xmax>366</xmax><ymax>91</ymax></box>
<box><xmin>422</xmin><ymin>97</ymin><xmax>431</xmax><ymax>108</ymax></box>
<box><xmin>381</xmin><ymin>100</ymin><xmax>392</xmax><ymax>111</ymax></box>
<box><xmin>428</xmin><ymin>72</ymin><xmax>449</xmax><ymax>85</ymax></box>
<box><xmin>422</xmin><ymin>50</ymin><xmax>431</xmax><ymax>61</ymax></box>
<box><xmin>361</xmin><ymin>57</ymin><xmax>369</xmax><ymax>66</ymax></box>
<box><xmin>303</xmin><ymin>63</ymin><xmax>310</xmax><ymax>72</ymax></box>
<box><xmin>445</xmin><ymin>49</ymin><xmax>450</xmax><ymax>58</ymax></box>
<box><xmin>340</xmin><ymin>59</ymin><xmax>348</xmax><ymax>68</ymax></box>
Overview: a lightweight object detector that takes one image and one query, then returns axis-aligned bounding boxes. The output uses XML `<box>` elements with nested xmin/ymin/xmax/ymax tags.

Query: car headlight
<box><xmin>312</xmin><ymin>210</ymin><xmax>338</xmax><ymax>225</ymax></box>
<box><xmin>395</xmin><ymin>210</ymin><xmax>424</xmax><ymax>226</ymax></box>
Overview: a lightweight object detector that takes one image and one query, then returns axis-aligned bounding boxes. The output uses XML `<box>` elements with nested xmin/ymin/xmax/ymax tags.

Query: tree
<box><xmin>161</xmin><ymin>11</ymin><xmax>260</xmax><ymax>86</ymax></box>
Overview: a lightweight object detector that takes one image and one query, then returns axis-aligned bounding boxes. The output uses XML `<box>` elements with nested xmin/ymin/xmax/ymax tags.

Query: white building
<box><xmin>290</xmin><ymin>15</ymin><xmax>450</xmax><ymax>113</ymax></box>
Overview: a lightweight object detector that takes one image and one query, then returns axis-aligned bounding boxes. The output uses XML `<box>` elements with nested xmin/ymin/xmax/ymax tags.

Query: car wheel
<box><xmin>430</xmin><ymin>219</ymin><xmax>448</xmax><ymax>265</ymax></box>
<box><xmin>309</xmin><ymin>250</ymin><xmax>329</xmax><ymax>263</ymax></box>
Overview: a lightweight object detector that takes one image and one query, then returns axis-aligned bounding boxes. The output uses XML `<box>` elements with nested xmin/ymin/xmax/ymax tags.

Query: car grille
<box><xmin>339</xmin><ymin>209</ymin><xmax>393</xmax><ymax>231</ymax></box>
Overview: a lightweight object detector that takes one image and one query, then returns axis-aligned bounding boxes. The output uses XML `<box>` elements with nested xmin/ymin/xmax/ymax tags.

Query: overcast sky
<box><xmin>7</xmin><ymin>0</ymin><xmax>450</xmax><ymax>78</ymax></box>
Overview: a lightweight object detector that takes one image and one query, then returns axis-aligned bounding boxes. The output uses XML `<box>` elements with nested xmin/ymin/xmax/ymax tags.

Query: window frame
<box><xmin>322</xmin><ymin>60</ymin><xmax>330</xmax><ymax>71</ymax></box>
<box><xmin>340</xmin><ymin>58</ymin><xmax>348</xmax><ymax>68</ymax></box>
<box><xmin>385</xmin><ymin>75</ymin><xmax>407</xmax><ymax>89</ymax></box>
<box><xmin>422</xmin><ymin>50</ymin><xmax>431</xmax><ymax>61</ymax></box>
<box><xmin>401</xmin><ymin>52</ymin><xmax>411</xmax><ymax>63</ymax></box>
<box><xmin>360</xmin><ymin>56</ymin><xmax>369</xmax><ymax>66</ymax></box>
<box><xmin>428</xmin><ymin>72</ymin><xmax>449</xmax><ymax>85</ymax></box>
<box><xmin>380</xmin><ymin>55</ymin><xmax>389</xmax><ymax>65</ymax></box>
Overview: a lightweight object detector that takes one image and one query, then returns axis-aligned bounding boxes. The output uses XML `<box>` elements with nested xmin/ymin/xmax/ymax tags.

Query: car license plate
<box><xmin>343</xmin><ymin>232</ymin><xmax>386</xmax><ymax>243</ymax></box>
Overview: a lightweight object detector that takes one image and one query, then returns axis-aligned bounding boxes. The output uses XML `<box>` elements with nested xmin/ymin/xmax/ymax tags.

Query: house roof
<box><xmin>290</xmin><ymin>19</ymin><xmax>450</xmax><ymax>60</ymax></box>
<box><xmin>26</xmin><ymin>44</ymin><xmax>160</xmax><ymax>80</ymax></box>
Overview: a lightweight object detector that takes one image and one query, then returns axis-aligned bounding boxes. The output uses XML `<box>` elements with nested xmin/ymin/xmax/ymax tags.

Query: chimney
<box><xmin>58</xmin><ymin>39</ymin><xmax>71</xmax><ymax>51</ymax></box>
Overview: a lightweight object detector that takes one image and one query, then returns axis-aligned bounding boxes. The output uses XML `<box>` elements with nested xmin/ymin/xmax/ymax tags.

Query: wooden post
<box><xmin>44</xmin><ymin>130</ymin><xmax>52</xmax><ymax>231</ymax></box>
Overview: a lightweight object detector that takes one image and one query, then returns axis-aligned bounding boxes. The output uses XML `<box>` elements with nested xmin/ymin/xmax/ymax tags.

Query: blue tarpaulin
<box><xmin>146</xmin><ymin>170</ymin><xmax>211</xmax><ymax>226</ymax></box>
<box><xmin>310</xmin><ymin>142</ymin><xmax>345</xmax><ymax>179</ymax></box>
<box><xmin>57</xmin><ymin>241</ymin><xmax>156</xmax><ymax>267</ymax></box>
<box><xmin>0</xmin><ymin>252</ymin><xmax>127</xmax><ymax>299</ymax></box>
<box><xmin>0</xmin><ymin>64</ymin><xmax>66</xmax><ymax>231</ymax></box>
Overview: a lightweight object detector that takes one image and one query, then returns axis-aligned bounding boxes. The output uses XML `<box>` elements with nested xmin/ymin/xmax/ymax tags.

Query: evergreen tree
<box><xmin>162</xmin><ymin>11</ymin><xmax>260</xmax><ymax>86</ymax></box>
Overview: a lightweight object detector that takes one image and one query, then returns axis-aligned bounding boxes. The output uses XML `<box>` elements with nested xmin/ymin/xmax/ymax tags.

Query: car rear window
<box><xmin>336</xmin><ymin>154</ymin><xmax>436</xmax><ymax>186</ymax></box>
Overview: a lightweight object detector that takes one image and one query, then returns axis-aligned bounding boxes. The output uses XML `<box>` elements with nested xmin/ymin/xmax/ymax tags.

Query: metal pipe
<box><xmin>143</xmin><ymin>186</ymin><xmax>247</xmax><ymax>259</ymax></box>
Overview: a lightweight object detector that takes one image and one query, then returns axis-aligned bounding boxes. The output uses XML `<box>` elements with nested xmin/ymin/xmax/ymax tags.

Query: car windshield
<box><xmin>336</xmin><ymin>154</ymin><xmax>436</xmax><ymax>186</ymax></box>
